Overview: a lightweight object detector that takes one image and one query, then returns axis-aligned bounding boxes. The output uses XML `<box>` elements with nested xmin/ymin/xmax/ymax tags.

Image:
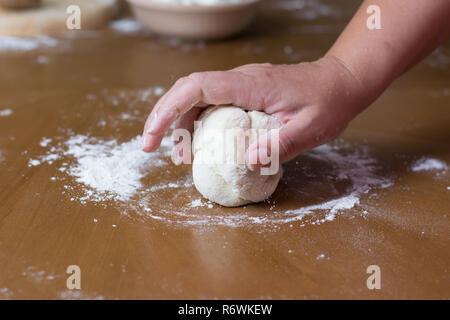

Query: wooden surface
<box><xmin>0</xmin><ymin>0</ymin><xmax>449</xmax><ymax>299</ymax></box>
<box><xmin>0</xmin><ymin>0</ymin><xmax>119</xmax><ymax>37</ymax></box>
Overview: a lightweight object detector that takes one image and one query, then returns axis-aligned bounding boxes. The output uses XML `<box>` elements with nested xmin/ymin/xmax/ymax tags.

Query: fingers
<box><xmin>141</xmin><ymin>133</ymin><xmax>165</xmax><ymax>153</ymax></box>
<box><xmin>174</xmin><ymin>106</ymin><xmax>203</xmax><ymax>134</ymax></box>
<box><xmin>171</xmin><ymin>107</ymin><xmax>203</xmax><ymax>163</ymax></box>
<box><xmin>142</xmin><ymin>76</ymin><xmax>201</xmax><ymax>150</ymax></box>
<box><xmin>142</xmin><ymin>70</ymin><xmax>257</xmax><ymax>152</ymax></box>
<box><xmin>246</xmin><ymin>109</ymin><xmax>323</xmax><ymax>170</ymax></box>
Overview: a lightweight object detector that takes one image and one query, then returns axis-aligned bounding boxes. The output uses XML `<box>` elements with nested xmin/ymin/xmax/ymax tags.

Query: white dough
<box><xmin>192</xmin><ymin>106</ymin><xmax>283</xmax><ymax>207</ymax></box>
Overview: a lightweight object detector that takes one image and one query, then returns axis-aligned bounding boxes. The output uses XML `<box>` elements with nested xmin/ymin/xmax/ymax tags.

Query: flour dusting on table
<box><xmin>0</xmin><ymin>36</ymin><xmax>58</xmax><ymax>52</ymax></box>
<box><xmin>411</xmin><ymin>157</ymin><xmax>448</xmax><ymax>173</ymax></box>
<box><xmin>109</xmin><ymin>19</ymin><xmax>142</xmax><ymax>33</ymax></box>
<box><xmin>0</xmin><ymin>109</ymin><xmax>13</xmax><ymax>117</ymax></box>
<box><xmin>141</xmin><ymin>142</ymin><xmax>394</xmax><ymax>228</ymax></box>
<box><xmin>30</xmin><ymin>134</ymin><xmax>173</xmax><ymax>202</ymax></box>
<box><xmin>30</xmin><ymin>131</ymin><xmax>394</xmax><ymax>229</ymax></box>
<box><xmin>272</xmin><ymin>0</ymin><xmax>341</xmax><ymax>20</ymax></box>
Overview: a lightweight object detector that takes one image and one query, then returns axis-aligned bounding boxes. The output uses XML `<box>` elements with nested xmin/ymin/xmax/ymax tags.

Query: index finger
<box><xmin>141</xmin><ymin>70</ymin><xmax>253</xmax><ymax>152</ymax></box>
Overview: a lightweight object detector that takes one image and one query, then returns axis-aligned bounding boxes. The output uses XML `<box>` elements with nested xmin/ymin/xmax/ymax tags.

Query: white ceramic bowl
<box><xmin>127</xmin><ymin>0</ymin><xmax>261</xmax><ymax>40</ymax></box>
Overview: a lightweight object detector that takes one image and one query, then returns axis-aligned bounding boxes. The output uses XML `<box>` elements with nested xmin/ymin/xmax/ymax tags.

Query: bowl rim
<box><xmin>126</xmin><ymin>0</ymin><xmax>262</xmax><ymax>13</ymax></box>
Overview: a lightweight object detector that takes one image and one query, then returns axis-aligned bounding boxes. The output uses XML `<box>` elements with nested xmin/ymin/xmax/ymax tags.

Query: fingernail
<box><xmin>146</xmin><ymin>121</ymin><xmax>157</xmax><ymax>135</ymax></box>
<box><xmin>141</xmin><ymin>135</ymin><xmax>150</xmax><ymax>150</ymax></box>
<box><xmin>257</xmin><ymin>148</ymin><xmax>272</xmax><ymax>168</ymax></box>
<box><xmin>247</xmin><ymin>162</ymin><xmax>258</xmax><ymax>172</ymax></box>
<box><xmin>146</xmin><ymin>113</ymin><xmax>158</xmax><ymax>134</ymax></box>
<box><xmin>246</xmin><ymin>148</ymin><xmax>259</xmax><ymax>171</ymax></box>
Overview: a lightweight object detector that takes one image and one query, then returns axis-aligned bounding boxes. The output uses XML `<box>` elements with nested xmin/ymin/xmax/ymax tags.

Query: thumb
<box><xmin>245</xmin><ymin>129</ymin><xmax>281</xmax><ymax>173</ymax></box>
<box><xmin>246</xmin><ymin>117</ymin><xmax>320</xmax><ymax>170</ymax></box>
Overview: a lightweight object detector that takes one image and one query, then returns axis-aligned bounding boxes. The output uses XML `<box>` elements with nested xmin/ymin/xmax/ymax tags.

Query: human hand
<box><xmin>141</xmin><ymin>56</ymin><xmax>369</xmax><ymax>169</ymax></box>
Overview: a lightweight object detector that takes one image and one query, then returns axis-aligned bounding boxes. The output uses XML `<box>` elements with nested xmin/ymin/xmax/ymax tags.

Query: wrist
<box><xmin>318</xmin><ymin>55</ymin><xmax>374</xmax><ymax>118</ymax></box>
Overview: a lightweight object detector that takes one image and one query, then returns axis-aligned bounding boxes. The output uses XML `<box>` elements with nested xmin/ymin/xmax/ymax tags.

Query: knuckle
<box><xmin>187</xmin><ymin>72</ymin><xmax>205</xmax><ymax>84</ymax></box>
<box><xmin>175</xmin><ymin>76</ymin><xmax>189</xmax><ymax>86</ymax></box>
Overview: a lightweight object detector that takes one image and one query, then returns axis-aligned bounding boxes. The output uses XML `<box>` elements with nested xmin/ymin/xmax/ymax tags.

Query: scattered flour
<box><xmin>316</xmin><ymin>254</ymin><xmax>329</xmax><ymax>260</ymax></box>
<box><xmin>36</xmin><ymin>55</ymin><xmax>49</xmax><ymax>64</ymax></box>
<box><xmin>58</xmin><ymin>290</ymin><xmax>104</xmax><ymax>300</ymax></box>
<box><xmin>31</xmin><ymin>131</ymin><xmax>393</xmax><ymax>229</ymax></box>
<box><xmin>0</xmin><ymin>36</ymin><xmax>58</xmax><ymax>52</ymax></box>
<box><xmin>283</xmin><ymin>45</ymin><xmax>294</xmax><ymax>55</ymax></box>
<box><xmin>149</xmin><ymin>182</ymin><xmax>188</xmax><ymax>192</ymax></box>
<box><xmin>411</xmin><ymin>157</ymin><xmax>448</xmax><ymax>172</ymax></box>
<box><xmin>188</xmin><ymin>198</ymin><xmax>213</xmax><ymax>208</ymax></box>
<box><xmin>28</xmin><ymin>159</ymin><xmax>41</xmax><ymax>167</ymax></box>
<box><xmin>64</xmin><ymin>135</ymin><xmax>161</xmax><ymax>201</ymax></box>
<box><xmin>40</xmin><ymin>137</ymin><xmax>52</xmax><ymax>148</ymax></box>
<box><xmin>0</xmin><ymin>109</ymin><xmax>13</xmax><ymax>117</ymax></box>
<box><xmin>0</xmin><ymin>287</ymin><xmax>13</xmax><ymax>299</ymax></box>
<box><xmin>119</xmin><ymin>113</ymin><xmax>136</xmax><ymax>120</ymax></box>
<box><xmin>428</xmin><ymin>48</ymin><xmax>450</xmax><ymax>69</ymax></box>
<box><xmin>272</xmin><ymin>0</ymin><xmax>341</xmax><ymax>20</ymax></box>
<box><xmin>154</xmin><ymin>86</ymin><xmax>165</xmax><ymax>96</ymax></box>
<box><xmin>86</xmin><ymin>87</ymin><xmax>166</xmax><ymax>107</ymax></box>
<box><xmin>189</xmin><ymin>199</ymin><xmax>206</xmax><ymax>207</ymax></box>
<box><xmin>136</xmin><ymin>142</ymin><xmax>393</xmax><ymax>228</ymax></box>
<box><xmin>283</xmin><ymin>194</ymin><xmax>360</xmax><ymax>224</ymax></box>
<box><xmin>266</xmin><ymin>144</ymin><xmax>393</xmax><ymax>226</ymax></box>
<box><xmin>21</xmin><ymin>266</ymin><xmax>58</xmax><ymax>285</ymax></box>
<box><xmin>30</xmin><ymin>134</ymin><xmax>173</xmax><ymax>202</ymax></box>
<box><xmin>109</xmin><ymin>19</ymin><xmax>142</xmax><ymax>33</ymax></box>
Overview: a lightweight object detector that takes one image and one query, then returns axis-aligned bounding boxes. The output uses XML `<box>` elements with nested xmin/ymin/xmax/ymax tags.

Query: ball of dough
<box><xmin>192</xmin><ymin>106</ymin><xmax>283</xmax><ymax>207</ymax></box>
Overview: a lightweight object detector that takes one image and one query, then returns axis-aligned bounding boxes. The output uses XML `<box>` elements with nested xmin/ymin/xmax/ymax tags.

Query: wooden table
<box><xmin>0</xmin><ymin>0</ymin><xmax>449</xmax><ymax>299</ymax></box>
